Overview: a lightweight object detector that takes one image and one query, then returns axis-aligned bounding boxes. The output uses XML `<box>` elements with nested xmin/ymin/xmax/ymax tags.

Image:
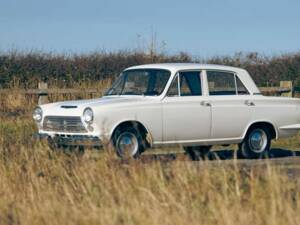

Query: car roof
<box><xmin>125</xmin><ymin>63</ymin><xmax>260</xmax><ymax>95</ymax></box>
<box><xmin>125</xmin><ymin>63</ymin><xmax>247</xmax><ymax>73</ymax></box>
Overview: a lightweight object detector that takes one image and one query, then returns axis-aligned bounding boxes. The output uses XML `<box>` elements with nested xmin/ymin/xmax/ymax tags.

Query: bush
<box><xmin>0</xmin><ymin>50</ymin><xmax>300</xmax><ymax>88</ymax></box>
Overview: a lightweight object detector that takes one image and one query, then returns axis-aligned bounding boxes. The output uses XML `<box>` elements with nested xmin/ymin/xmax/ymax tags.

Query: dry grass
<box><xmin>1</xmin><ymin>119</ymin><xmax>300</xmax><ymax>225</ymax></box>
<box><xmin>0</xmin><ymin>79</ymin><xmax>111</xmax><ymax>119</ymax></box>
<box><xmin>0</xmin><ymin>87</ymin><xmax>300</xmax><ymax>225</ymax></box>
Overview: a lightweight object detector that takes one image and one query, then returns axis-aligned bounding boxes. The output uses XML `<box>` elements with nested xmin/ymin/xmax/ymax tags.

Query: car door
<box><xmin>162</xmin><ymin>71</ymin><xmax>211</xmax><ymax>143</ymax></box>
<box><xmin>206</xmin><ymin>70</ymin><xmax>254</xmax><ymax>139</ymax></box>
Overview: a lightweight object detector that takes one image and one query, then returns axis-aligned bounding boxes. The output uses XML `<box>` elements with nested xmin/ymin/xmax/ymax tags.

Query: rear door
<box><xmin>206</xmin><ymin>70</ymin><xmax>254</xmax><ymax>139</ymax></box>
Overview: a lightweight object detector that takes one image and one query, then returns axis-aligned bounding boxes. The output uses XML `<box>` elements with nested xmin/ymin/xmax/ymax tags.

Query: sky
<box><xmin>0</xmin><ymin>0</ymin><xmax>299</xmax><ymax>57</ymax></box>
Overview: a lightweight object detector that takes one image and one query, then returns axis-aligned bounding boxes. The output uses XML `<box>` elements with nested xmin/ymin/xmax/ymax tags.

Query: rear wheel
<box><xmin>239</xmin><ymin>126</ymin><xmax>271</xmax><ymax>159</ymax></box>
<box><xmin>112</xmin><ymin>126</ymin><xmax>145</xmax><ymax>159</ymax></box>
<box><xmin>184</xmin><ymin>146</ymin><xmax>212</xmax><ymax>160</ymax></box>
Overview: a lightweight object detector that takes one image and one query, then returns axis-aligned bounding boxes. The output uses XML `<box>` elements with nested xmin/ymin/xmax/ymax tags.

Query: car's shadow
<box><xmin>207</xmin><ymin>148</ymin><xmax>300</xmax><ymax>160</ymax></box>
<box><xmin>145</xmin><ymin>148</ymin><xmax>300</xmax><ymax>161</ymax></box>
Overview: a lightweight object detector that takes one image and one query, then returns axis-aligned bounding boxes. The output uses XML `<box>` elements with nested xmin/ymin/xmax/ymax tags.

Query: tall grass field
<box><xmin>0</xmin><ymin>79</ymin><xmax>300</xmax><ymax>225</ymax></box>
<box><xmin>0</xmin><ymin>50</ymin><xmax>300</xmax><ymax>224</ymax></box>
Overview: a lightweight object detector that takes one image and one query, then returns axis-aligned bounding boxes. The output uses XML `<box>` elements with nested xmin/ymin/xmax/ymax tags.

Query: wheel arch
<box><xmin>243</xmin><ymin>121</ymin><xmax>277</xmax><ymax>140</ymax></box>
<box><xmin>110</xmin><ymin>120</ymin><xmax>153</xmax><ymax>147</ymax></box>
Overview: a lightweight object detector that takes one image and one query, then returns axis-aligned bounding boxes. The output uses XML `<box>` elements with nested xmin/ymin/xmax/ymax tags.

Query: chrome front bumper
<box><xmin>35</xmin><ymin>133</ymin><xmax>102</xmax><ymax>147</ymax></box>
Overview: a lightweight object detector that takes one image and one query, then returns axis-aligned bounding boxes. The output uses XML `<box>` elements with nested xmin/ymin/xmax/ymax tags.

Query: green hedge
<box><xmin>0</xmin><ymin>50</ymin><xmax>299</xmax><ymax>88</ymax></box>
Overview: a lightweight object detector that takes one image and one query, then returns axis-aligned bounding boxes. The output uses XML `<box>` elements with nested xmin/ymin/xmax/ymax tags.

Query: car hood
<box><xmin>41</xmin><ymin>96</ymin><xmax>158</xmax><ymax>115</ymax></box>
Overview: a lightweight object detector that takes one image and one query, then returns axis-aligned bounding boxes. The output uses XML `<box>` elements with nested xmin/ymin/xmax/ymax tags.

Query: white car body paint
<box><xmin>35</xmin><ymin>63</ymin><xmax>300</xmax><ymax>147</ymax></box>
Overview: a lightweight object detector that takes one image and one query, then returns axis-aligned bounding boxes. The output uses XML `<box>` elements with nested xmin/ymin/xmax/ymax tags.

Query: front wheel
<box><xmin>112</xmin><ymin>127</ymin><xmax>145</xmax><ymax>159</ymax></box>
<box><xmin>239</xmin><ymin>127</ymin><xmax>271</xmax><ymax>159</ymax></box>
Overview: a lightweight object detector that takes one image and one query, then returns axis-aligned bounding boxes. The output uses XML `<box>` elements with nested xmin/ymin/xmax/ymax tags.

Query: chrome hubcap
<box><xmin>116</xmin><ymin>132</ymin><xmax>139</xmax><ymax>157</ymax></box>
<box><xmin>248</xmin><ymin>129</ymin><xmax>268</xmax><ymax>153</ymax></box>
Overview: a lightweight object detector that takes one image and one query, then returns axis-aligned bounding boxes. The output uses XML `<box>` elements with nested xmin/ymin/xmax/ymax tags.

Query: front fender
<box><xmin>108</xmin><ymin>119</ymin><xmax>153</xmax><ymax>146</ymax></box>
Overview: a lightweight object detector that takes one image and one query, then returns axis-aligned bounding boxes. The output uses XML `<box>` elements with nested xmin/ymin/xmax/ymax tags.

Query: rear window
<box><xmin>207</xmin><ymin>71</ymin><xmax>249</xmax><ymax>95</ymax></box>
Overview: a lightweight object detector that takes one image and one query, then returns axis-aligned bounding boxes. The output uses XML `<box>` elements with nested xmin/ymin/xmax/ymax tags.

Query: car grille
<box><xmin>43</xmin><ymin>116</ymin><xmax>87</xmax><ymax>133</ymax></box>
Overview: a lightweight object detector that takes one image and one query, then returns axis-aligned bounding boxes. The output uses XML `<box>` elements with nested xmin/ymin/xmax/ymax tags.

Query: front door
<box><xmin>162</xmin><ymin>71</ymin><xmax>211</xmax><ymax>143</ymax></box>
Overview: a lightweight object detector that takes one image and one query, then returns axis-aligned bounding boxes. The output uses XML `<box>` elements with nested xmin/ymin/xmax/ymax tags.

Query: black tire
<box><xmin>239</xmin><ymin>126</ymin><xmax>271</xmax><ymax>159</ymax></box>
<box><xmin>112</xmin><ymin>126</ymin><xmax>145</xmax><ymax>159</ymax></box>
<box><xmin>184</xmin><ymin>146</ymin><xmax>212</xmax><ymax>160</ymax></box>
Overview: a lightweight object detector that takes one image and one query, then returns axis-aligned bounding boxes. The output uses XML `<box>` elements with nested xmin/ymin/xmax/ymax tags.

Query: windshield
<box><xmin>105</xmin><ymin>69</ymin><xmax>171</xmax><ymax>96</ymax></box>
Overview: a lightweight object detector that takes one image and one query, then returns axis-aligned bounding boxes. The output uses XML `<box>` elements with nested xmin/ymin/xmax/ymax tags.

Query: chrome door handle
<box><xmin>200</xmin><ymin>101</ymin><xmax>211</xmax><ymax>107</ymax></box>
<box><xmin>245</xmin><ymin>100</ymin><xmax>255</xmax><ymax>106</ymax></box>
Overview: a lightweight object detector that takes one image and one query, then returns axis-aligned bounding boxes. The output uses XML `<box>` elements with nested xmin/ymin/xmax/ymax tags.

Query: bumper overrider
<box><xmin>34</xmin><ymin>133</ymin><xmax>102</xmax><ymax>147</ymax></box>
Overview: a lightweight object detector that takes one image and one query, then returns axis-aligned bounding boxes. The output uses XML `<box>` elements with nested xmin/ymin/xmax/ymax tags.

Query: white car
<box><xmin>33</xmin><ymin>63</ymin><xmax>300</xmax><ymax>159</ymax></box>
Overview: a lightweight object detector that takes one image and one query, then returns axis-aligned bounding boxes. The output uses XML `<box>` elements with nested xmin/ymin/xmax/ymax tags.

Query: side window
<box><xmin>207</xmin><ymin>71</ymin><xmax>236</xmax><ymax>95</ymax></box>
<box><xmin>180</xmin><ymin>71</ymin><xmax>202</xmax><ymax>96</ymax></box>
<box><xmin>167</xmin><ymin>71</ymin><xmax>202</xmax><ymax>96</ymax></box>
<box><xmin>207</xmin><ymin>71</ymin><xmax>249</xmax><ymax>96</ymax></box>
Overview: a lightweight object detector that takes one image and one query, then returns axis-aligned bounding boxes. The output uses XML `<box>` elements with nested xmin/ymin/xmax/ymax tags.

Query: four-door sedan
<box><xmin>33</xmin><ymin>63</ymin><xmax>300</xmax><ymax>159</ymax></box>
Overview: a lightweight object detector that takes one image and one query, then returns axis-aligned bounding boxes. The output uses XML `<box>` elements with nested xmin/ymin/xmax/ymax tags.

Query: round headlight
<box><xmin>33</xmin><ymin>107</ymin><xmax>43</xmax><ymax>122</ymax></box>
<box><xmin>83</xmin><ymin>108</ymin><xmax>94</xmax><ymax>124</ymax></box>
